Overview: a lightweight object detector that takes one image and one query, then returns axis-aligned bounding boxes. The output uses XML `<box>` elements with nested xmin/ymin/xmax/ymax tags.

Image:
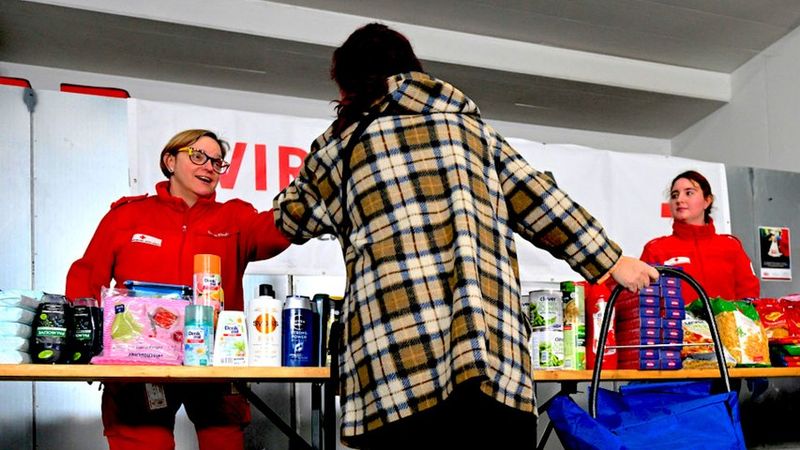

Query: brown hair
<box><xmin>159</xmin><ymin>129</ymin><xmax>228</xmax><ymax>178</ymax></box>
<box><xmin>671</xmin><ymin>170</ymin><xmax>714</xmax><ymax>223</ymax></box>
<box><xmin>330</xmin><ymin>23</ymin><xmax>423</xmax><ymax>136</ymax></box>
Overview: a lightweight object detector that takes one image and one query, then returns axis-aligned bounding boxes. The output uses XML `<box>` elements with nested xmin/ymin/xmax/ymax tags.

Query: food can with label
<box><xmin>560</xmin><ymin>281</ymin><xmax>587</xmax><ymax>370</ymax></box>
<box><xmin>528</xmin><ymin>289</ymin><xmax>564</xmax><ymax>330</ymax></box>
<box><xmin>530</xmin><ymin>327</ymin><xmax>565</xmax><ymax>369</ymax></box>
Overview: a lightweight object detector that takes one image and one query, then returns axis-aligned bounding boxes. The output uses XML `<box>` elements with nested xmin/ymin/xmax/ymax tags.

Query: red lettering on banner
<box><xmin>661</xmin><ymin>202</ymin><xmax>671</xmax><ymax>218</ymax></box>
<box><xmin>219</xmin><ymin>142</ymin><xmax>247</xmax><ymax>189</ymax></box>
<box><xmin>255</xmin><ymin>144</ymin><xmax>267</xmax><ymax>191</ymax></box>
<box><xmin>279</xmin><ymin>146</ymin><xmax>307</xmax><ymax>189</ymax></box>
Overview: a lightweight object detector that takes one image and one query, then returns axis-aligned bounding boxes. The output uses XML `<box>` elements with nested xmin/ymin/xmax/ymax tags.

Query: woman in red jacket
<box><xmin>66</xmin><ymin>129</ymin><xmax>290</xmax><ymax>450</ymax></box>
<box><xmin>641</xmin><ymin>170</ymin><xmax>760</xmax><ymax>302</ymax></box>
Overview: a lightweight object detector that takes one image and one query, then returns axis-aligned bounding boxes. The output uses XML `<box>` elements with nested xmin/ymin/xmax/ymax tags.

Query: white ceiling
<box><xmin>3</xmin><ymin>0</ymin><xmax>800</xmax><ymax>138</ymax></box>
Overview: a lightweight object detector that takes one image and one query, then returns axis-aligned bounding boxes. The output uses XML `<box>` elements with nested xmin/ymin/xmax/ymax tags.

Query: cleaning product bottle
<box><xmin>183</xmin><ymin>304</ymin><xmax>215</xmax><ymax>366</ymax></box>
<box><xmin>193</xmin><ymin>254</ymin><xmax>222</xmax><ymax>327</ymax></box>
<box><xmin>248</xmin><ymin>284</ymin><xmax>283</xmax><ymax>367</ymax></box>
<box><xmin>212</xmin><ymin>310</ymin><xmax>248</xmax><ymax>366</ymax></box>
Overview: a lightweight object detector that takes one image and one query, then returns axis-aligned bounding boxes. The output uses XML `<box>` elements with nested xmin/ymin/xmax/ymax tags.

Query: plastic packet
<box><xmin>0</xmin><ymin>350</ymin><xmax>31</xmax><ymax>364</ymax></box>
<box><xmin>92</xmin><ymin>287</ymin><xmax>187</xmax><ymax>365</ymax></box>
<box><xmin>0</xmin><ymin>322</ymin><xmax>32</xmax><ymax>339</ymax></box>
<box><xmin>0</xmin><ymin>306</ymin><xmax>36</xmax><ymax>324</ymax></box>
<box><xmin>0</xmin><ymin>336</ymin><xmax>29</xmax><ymax>352</ymax></box>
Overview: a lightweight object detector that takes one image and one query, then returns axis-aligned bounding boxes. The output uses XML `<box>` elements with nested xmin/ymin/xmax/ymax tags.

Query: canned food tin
<box><xmin>528</xmin><ymin>289</ymin><xmax>563</xmax><ymax>330</ymax></box>
<box><xmin>530</xmin><ymin>328</ymin><xmax>565</xmax><ymax>369</ymax></box>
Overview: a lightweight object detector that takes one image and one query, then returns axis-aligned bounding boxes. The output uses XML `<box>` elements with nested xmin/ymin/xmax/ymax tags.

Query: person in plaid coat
<box><xmin>273</xmin><ymin>23</ymin><xmax>658</xmax><ymax>449</ymax></box>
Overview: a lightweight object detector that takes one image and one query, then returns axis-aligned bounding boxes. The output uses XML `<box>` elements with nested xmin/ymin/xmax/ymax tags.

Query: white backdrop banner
<box><xmin>130</xmin><ymin>99</ymin><xmax>729</xmax><ymax>282</ymax></box>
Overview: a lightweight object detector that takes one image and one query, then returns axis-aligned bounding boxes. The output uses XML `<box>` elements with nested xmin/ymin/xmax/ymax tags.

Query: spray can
<box><xmin>193</xmin><ymin>254</ymin><xmax>222</xmax><ymax>327</ymax></box>
<box><xmin>282</xmin><ymin>295</ymin><xmax>316</xmax><ymax>367</ymax></box>
<box><xmin>184</xmin><ymin>305</ymin><xmax>215</xmax><ymax>366</ymax></box>
<box><xmin>248</xmin><ymin>284</ymin><xmax>283</xmax><ymax>366</ymax></box>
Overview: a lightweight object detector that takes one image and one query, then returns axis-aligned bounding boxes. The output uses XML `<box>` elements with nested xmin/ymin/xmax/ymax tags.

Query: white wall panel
<box><xmin>0</xmin><ymin>86</ymin><xmax>33</xmax><ymax>289</ymax></box>
<box><xmin>31</xmin><ymin>90</ymin><xmax>129</xmax><ymax>450</ymax></box>
<box><xmin>31</xmin><ymin>90</ymin><xmax>130</xmax><ymax>294</ymax></box>
<box><xmin>0</xmin><ymin>86</ymin><xmax>34</xmax><ymax>450</ymax></box>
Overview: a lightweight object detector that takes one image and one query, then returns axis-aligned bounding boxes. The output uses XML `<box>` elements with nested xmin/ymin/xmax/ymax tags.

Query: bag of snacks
<box><xmin>681</xmin><ymin>310</ymin><xmax>736</xmax><ymax>369</ymax></box>
<box><xmin>705</xmin><ymin>298</ymin><xmax>769</xmax><ymax>366</ymax></box>
<box><xmin>753</xmin><ymin>298</ymin><xmax>789</xmax><ymax>341</ymax></box>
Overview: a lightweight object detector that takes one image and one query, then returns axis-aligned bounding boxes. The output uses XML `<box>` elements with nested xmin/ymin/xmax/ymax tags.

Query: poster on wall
<box><xmin>759</xmin><ymin>226</ymin><xmax>792</xmax><ymax>281</ymax></box>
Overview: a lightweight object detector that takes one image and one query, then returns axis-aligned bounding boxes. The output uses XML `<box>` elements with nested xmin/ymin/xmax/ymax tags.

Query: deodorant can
<box><xmin>282</xmin><ymin>295</ymin><xmax>316</xmax><ymax>367</ymax></box>
<box><xmin>248</xmin><ymin>284</ymin><xmax>283</xmax><ymax>366</ymax></box>
<box><xmin>183</xmin><ymin>305</ymin><xmax>215</xmax><ymax>366</ymax></box>
<box><xmin>193</xmin><ymin>254</ymin><xmax>222</xmax><ymax>327</ymax></box>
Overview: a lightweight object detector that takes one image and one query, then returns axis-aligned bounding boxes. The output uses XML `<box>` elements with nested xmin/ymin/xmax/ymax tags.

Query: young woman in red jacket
<box><xmin>66</xmin><ymin>129</ymin><xmax>290</xmax><ymax>450</ymax></box>
<box><xmin>641</xmin><ymin>170</ymin><xmax>760</xmax><ymax>302</ymax></box>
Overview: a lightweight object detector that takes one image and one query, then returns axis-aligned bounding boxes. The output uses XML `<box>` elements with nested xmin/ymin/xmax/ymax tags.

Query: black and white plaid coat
<box><xmin>274</xmin><ymin>71</ymin><xmax>622</xmax><ymax>442</ymax></box>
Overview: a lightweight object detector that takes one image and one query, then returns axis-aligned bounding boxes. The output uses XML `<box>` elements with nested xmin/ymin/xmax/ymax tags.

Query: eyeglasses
<box><xmin>176</xmin><ymin>147</ymin><xmax>230</xmax><ymax>174</ymax></box>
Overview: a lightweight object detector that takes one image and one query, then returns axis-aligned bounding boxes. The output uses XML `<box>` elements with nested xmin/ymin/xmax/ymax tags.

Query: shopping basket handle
<box><xmin>588</xmin><ymin>266</ymin><xmax>731</xmax><ymax>418</ymax></box>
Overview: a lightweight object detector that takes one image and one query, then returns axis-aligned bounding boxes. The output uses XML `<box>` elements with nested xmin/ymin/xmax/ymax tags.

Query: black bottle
<box><xmin>67</xmin><ymin>298</ymin><xmax>103</xmax><ymax>364</ymax></box>
<box><xmin>31</xmin><ymin>294</ymin><xmax>71</xmax><ymax>364</ymax></box>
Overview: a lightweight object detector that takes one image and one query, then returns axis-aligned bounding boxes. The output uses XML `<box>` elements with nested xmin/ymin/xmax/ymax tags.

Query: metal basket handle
<box><xmin>588</xmin><ymin>266</ymin><xmax>731</xmax><ymax>418</ymax></box>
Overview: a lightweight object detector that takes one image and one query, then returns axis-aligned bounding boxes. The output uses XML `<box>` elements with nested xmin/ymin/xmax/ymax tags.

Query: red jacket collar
<box><xmin>155</xmin><ymin>180</ymin><xmax>217</xmax><ymax>209</ymax></box>
<box><xmin>672</xmin><ymin>217</ymin><xmax>716</xmax><ymax>239</ymax></box>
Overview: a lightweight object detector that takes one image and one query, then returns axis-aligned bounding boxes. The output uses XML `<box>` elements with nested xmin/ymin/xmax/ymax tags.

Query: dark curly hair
<box><xmin>330</xmin><ymin>23</ymin><xmax>423</xmax><ymax>136</ymax></box>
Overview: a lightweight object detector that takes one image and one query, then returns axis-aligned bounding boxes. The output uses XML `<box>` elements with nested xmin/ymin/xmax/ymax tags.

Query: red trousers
<box><xmin>101</xmin><ymin>382</ymin><xmax>250</xmax><ymax>450</ymax></box>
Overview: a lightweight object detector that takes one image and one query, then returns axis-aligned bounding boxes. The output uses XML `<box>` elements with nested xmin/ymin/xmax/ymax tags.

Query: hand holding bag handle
<box><xmin>588</xmin><ymin>266</ymin><xmax>731</xmax><ymax>418</ymax></box>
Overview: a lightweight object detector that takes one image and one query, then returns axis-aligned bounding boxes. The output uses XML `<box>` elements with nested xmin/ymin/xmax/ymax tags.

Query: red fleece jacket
<box><xmin>66</xmin><ymin>181</ymin><xmax>290</xmax><ymax>310</ymax></box>
<box><xmin>640</xmin><ymin>219</ymin><xmax>760</xmax><ymax>302</ymax></box>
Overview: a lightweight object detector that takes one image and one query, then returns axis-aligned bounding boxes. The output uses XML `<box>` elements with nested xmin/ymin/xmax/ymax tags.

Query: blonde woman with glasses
<box><xmin>66</xmin><ymin>129</ymin><xmax>290</xmax><ymax>450</ymax></box>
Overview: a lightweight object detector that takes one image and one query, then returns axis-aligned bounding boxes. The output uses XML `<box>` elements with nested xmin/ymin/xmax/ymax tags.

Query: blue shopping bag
<box><xmin>548</xmin><ymin>381</ymin><xmax>746</xmax><ymax>450</ymax></box>
<box><xmin>546</xmin><ymin>268</ymin><xmax>745</xmax><ymax>450</ymax></box>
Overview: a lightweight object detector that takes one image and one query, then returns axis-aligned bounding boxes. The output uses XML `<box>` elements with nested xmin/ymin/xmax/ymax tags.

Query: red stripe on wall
<box><xmin>60</xmin><ymin>83</ymin><xmax>129</xmax><ymax>98</ymax></box>
<box><xmin>0</xmin><ymin>76</ymin><xmax>32</xmax><ymax>88</ymax></box>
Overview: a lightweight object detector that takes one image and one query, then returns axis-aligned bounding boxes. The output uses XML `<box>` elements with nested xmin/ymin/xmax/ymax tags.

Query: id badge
<box><xmin>145</xmin><ymin>383</ymin><xmax>168</xmax><ymax>410</ymax></box>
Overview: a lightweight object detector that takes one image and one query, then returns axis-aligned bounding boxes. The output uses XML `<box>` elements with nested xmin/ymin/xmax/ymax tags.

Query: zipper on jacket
<box><xmin>693</xmin><ymin>236</ymin><xmax>706</xmax><ymax>286</ymax></box>
<box><xmin>178</xmin><ymin>217</ymin><xmax>189</xmax><ymax>279</ymax></box>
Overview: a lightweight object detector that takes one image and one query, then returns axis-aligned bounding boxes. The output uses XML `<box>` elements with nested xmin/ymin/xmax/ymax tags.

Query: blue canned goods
<box><xmin>282</xmin><ymin>295</ymin><xmax>316</xmax><ymax>367</ymax></box>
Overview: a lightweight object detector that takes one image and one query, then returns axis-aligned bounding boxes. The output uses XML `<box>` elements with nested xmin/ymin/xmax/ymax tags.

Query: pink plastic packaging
<box><xmin>91</xmin><ymin>292</ymin><xmax>188</xmax><ymax>365</ymax></box>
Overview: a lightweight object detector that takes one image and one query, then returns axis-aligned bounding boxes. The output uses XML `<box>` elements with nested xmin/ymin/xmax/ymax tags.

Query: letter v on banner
<box><xmin>219</xmin><ymin>142</ymin><xmax>247</xmax><ymax>189</ymax></box>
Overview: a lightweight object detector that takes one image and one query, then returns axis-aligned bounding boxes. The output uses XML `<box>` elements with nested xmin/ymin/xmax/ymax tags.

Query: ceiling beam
<box><xmin>25</xmin><ymin>0</ymin><xmax>730</xmax><ymax>101</ymax></box>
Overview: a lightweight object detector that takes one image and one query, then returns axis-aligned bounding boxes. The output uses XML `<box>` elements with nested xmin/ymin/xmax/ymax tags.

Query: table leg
<box><xmin>235</xmin><ymin>381</ymin><xmax>313</xmax><ymax>450</ymax></box>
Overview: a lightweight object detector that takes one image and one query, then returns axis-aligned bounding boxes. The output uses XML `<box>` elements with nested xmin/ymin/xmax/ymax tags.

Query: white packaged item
<box><xmin>0</xmin><ymin>336</ymin><xmax>30</xmax><ymax>352</ymax></box>
<box><xmin>0</xmin><ymin>306</ymin><xmax>36</xmax><ymax>324</ymax></box>
<box><xmin>0</xmin><ymin>350</ymin><xmax>31</xmax><ymax>364</ymax></box>
<box><xmin>248</xmin><ymin>284</ymin><xmax>283</xmax><ymax>366</ymax></box>
<box><xmin>212</xmin><ymin>310</ymin><xmax>248</xmax><ymax>366</ymax></box>
<box><xmin>0</xmin><ymin>322</ymin><xmax>32</xmax><ymax>339</ymax></box>
<box><xmin>0</xmin><ymin>291</ymin><xmax>41</xmax><ymax>311</ymax></box>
